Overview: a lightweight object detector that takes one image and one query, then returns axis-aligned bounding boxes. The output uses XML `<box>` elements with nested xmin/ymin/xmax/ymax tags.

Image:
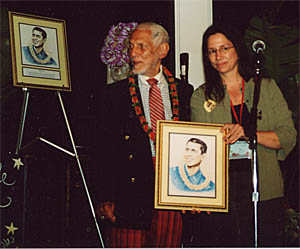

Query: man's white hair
<box><xmin>135</xmin><ymin>22</ymin><xmax>169</xmax><ymax>47</ymax></box>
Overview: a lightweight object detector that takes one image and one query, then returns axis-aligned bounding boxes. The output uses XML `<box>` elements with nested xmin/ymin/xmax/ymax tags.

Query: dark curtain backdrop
<box><xmin>1</xmin><ymin>0</ymin><xmax>298</xmax><ymax>247</ymax></box>
<box><xmin>1</xmin><ymin>0</ymin><xmax>175</xmax><ymax>153</ymax></box>
<box><xmin>0</xmin><ymin>1</ymin><xmax>175</xmax><ymax>247</ymax></box>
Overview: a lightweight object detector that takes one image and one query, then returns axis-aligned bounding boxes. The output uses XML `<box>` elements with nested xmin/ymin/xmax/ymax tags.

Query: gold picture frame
<box><xmin>154</xmin><ymin>120</ymin><xmax>229</xmax><ymax>212</ymax></box>
<box><xmin>9</xmin><ymin>11</ymin><xmax>71</xmax><ymax>91</ymax></box>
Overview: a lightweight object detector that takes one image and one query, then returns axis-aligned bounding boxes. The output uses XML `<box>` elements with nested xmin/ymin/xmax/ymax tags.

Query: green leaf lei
<box><xmin>128</xmin><ymin>66</ymin><xmax>180</xmax><ymax>142</ymax></box>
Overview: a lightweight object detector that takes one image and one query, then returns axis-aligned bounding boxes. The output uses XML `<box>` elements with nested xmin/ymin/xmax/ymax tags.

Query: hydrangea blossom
<box><xmin>100</xmin><ymin>22</ymin><xmax>138</xmax><ymax>67</ymax></box>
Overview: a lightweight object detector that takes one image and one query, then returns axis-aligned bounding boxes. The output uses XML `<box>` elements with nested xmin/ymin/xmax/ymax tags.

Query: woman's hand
<box><xmin>97</xmin><ymin>201</ymin><xmax>116</xmax><ymax>223</ymax></box>
<box><xmin>221</xmin><ymin>124</ymin><xmax>281</xmax><ymax>149</ymax></box>
<box><xmin>221</xmin><ymin>123</ymin><xmax>247</xmax><ymax>144</ymax></box>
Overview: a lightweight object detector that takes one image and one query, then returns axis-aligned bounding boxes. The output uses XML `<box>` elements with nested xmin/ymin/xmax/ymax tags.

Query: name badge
<box><xmin>229</xmin><ymin>140</ymin><xmax>252</xmax><ymax>160</ymax></box>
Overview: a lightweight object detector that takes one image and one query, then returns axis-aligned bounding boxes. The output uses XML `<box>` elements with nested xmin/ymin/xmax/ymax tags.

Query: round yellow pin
<box><xmin>204</xmin><ymin>99</ymin><xmax>216</xmax><ymax>112</ymax></box>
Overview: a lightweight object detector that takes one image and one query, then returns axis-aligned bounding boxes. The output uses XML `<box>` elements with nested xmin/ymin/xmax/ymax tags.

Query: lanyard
<box><xmin>230</xmin><ymin>79</ymin><xmax>245</xmax><ymax>125</ymax></box>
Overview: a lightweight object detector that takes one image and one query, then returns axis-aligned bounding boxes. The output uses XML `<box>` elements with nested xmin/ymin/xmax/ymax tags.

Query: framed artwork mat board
<box><xmin>9</xmin><ymin>11</ymin><xmax>71</xmax><ymax>91</ymax></box>
<box><xmin>154</xmin><ymin>120</ymin><xmax>229</xmax><ymax>213</ymax></box>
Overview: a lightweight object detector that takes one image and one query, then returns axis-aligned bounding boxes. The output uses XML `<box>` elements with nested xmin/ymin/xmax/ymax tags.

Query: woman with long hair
<box><xmin>184</xmin><ymin>23</ymin><xmax>297</xmax><ymax>247</ymax></box>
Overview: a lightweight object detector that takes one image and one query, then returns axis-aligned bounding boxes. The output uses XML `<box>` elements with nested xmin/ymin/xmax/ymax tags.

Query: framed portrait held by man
<box><xmin>9</xmin><ymin>11</ymin><xmax>71</xmax><ymax>91</ymax></box>
<box><xmin>154</xmin><ymin>121</ymin><xmax>229</xmax><ymax>212</ymax></box>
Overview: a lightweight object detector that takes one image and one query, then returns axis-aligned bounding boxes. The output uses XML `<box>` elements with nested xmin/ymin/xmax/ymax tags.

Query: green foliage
<box><xmin>282</xmin><ymin>208</ymin><xmax>300</xmax><ymax>246</ymax></box>
<box><xmin>244</xmin><ymin>1</ymin><xmax>299</xmax><ymax>124</ymax></box>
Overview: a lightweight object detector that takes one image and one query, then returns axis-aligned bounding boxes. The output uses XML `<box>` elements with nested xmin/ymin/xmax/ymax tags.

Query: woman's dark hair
<box><xmin>202</xmin><ymin>23</ymin><xmax>252</xmax><ymax>102</ymax></box>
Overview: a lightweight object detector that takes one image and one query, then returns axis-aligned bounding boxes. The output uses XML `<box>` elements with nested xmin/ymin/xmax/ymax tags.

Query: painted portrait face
<box><xmin>32</xmin><ymin>29</ymin><xmax>45</xmax><ymax>48</ymax></box>
<box><xmin>207</xmin><ymin>32</ymin><xmax>239</xmax><ymax>76</ymax></box>
<box><xmin>184</xmin><ymin>142</ymin><xmax>205</xmax><ymax>167</ymax></box>
<box><xmin>129</xmin><ymin>29</ymin><xmax>162</xmax><ymax>77</ymax></box>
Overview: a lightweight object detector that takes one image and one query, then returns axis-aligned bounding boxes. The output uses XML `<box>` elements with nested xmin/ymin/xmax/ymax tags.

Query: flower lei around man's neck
<box><xmin>29</xmin><ymin>45</ymin><xmax>51</xmax><ymax>64</ymax></box>
<box><xmin>179</xmin><ymin>164</ymin><xmax>210</xmax><ymax>191</ymax></box>
<box><xmin>128</xmin><ymin>66</ymin><xmax>179</xmax><ymax>142</ymax></box>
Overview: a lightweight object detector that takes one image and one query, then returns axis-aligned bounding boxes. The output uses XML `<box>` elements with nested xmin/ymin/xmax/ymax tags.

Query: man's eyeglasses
<box><xmin>207</xmin><ymin>46</ymin><xmax>234</xmax><ymax>56</ymax></box>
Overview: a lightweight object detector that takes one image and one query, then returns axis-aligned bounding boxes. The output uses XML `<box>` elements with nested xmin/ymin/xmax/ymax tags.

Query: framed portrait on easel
<box><xmin>9</xmin><ymin>11</ymin><xmax>71</xmax><ymax>91</ymax></box>
<box><xmin>154</xmin><ymin>120</ymin><xmax>229</xmax><ymax>213</ymax></box>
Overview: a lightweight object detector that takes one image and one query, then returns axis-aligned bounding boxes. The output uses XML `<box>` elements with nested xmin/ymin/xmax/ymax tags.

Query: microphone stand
<box><xmin>249</xmin><ymin>52</ymin><xmax>263</xmax><ymax>247</ymax></box>
<box><xmin>180</xmin><ymin>53</ymin><xmax>189</xmax><ymax>83</ymax></box>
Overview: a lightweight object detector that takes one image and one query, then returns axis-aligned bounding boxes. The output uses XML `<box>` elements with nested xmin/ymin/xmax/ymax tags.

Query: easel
<box><xmin>15</xmin><ymin>87</ymin><xmax>105</xmax><ymax>248</ymax></box>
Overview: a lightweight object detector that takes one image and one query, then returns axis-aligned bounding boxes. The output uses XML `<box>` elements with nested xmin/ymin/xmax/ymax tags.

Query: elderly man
<box><xmin>22</xmin><ymin>26</ymin><xmax>57</xmax><ymax>66</ymax></box>
<box><xmin>92</xmin><ymin>22</ymin><xmax>193</xmax><ymax>247</ymax></box>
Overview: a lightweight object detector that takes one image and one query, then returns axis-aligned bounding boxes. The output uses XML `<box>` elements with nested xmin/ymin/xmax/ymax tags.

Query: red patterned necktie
<box><xmin>147</xmin><ymin>78</ymin><xmax>165</xmax><ymax>138</ymax></box>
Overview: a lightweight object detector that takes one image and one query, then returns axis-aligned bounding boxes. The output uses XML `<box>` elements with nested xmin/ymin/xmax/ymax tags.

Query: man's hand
<box><xmin>97</xmin><ymin>201</ymin><xmax>116</xmax><ymax>223</ymax></box>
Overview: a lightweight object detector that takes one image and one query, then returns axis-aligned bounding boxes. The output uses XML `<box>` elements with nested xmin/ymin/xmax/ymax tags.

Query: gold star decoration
<box><xmin>12</xmin><ymin>158</ymin><xmax>24</xmax><ymax>171</ymax></box>
<box><xmin>5</xmin><ymin>221</ymin><xmax>19</xmax><ymax>236</ymax></box>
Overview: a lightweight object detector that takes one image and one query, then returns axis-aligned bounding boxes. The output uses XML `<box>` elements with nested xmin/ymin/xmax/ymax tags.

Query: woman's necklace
<box><xmin>29</xmin><ymin>45</ymin><xmax>51</xmax><ymax>64</ymax></box>
<box><xmin>128</xmin><ymin>66</ymin><xmax>179</xmax><ymax>142</ymax></box>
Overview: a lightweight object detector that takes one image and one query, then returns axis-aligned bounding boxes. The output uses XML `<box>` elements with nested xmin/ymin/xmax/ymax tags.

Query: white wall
<box><xmin>175</xmin><ymin>0</ymin><xmax>213</xmax><ymax>89</ymax></box>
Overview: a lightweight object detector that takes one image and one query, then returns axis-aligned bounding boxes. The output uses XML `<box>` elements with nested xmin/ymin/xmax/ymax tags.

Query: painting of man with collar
<box><xmin>170</xmin><ymin>137</ymin><xmax>215</xmax><ymax>195</ymax></box>
<box><xmin>22</xmin><ymin>26</ymin><xmax>57</xmax><ymax>67</ymax></box>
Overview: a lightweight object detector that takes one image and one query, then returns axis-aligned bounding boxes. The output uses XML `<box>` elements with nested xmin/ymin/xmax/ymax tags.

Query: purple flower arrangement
<box><xmin>100</xmin><ymin>22</ymin><xmax>138</xmax><ymax>67</ymax></box>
